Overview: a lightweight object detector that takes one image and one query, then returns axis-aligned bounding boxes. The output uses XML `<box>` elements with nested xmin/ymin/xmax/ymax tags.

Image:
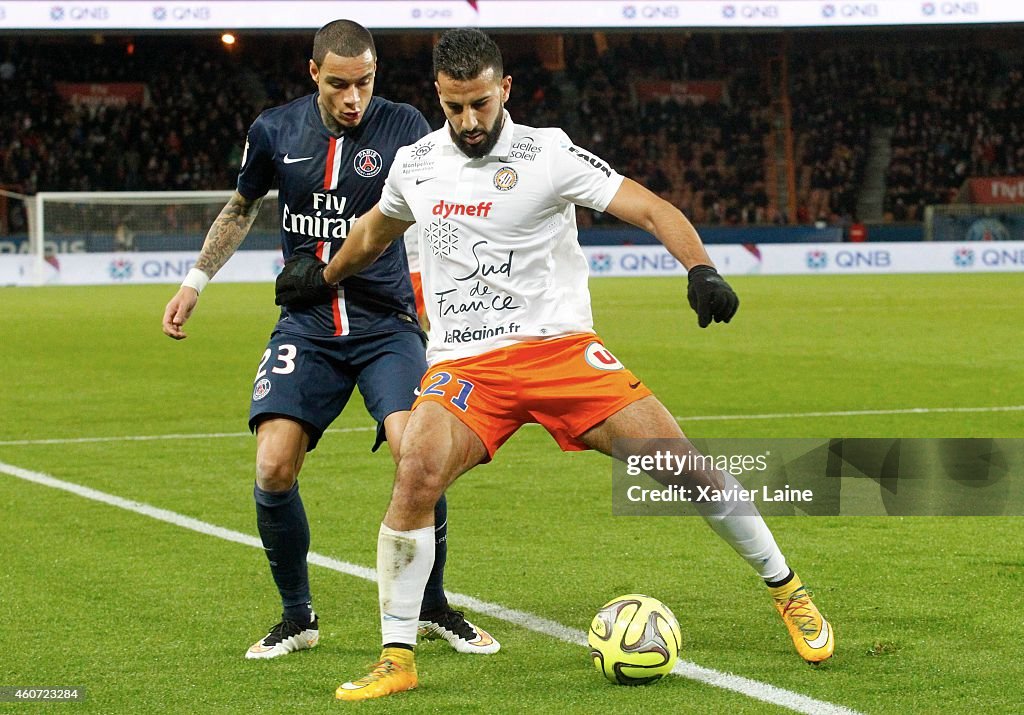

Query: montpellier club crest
<box><xmin>493</xmin><ymin>166</ymin><xmax>518</xmax><ymax>191</ymax></box>
<box><xmin>354</xmin><ymin>149</ymin><xmax>382</xmax><ymax>178</ymax></box>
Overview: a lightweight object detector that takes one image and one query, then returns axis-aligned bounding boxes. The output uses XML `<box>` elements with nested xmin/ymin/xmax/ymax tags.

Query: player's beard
<box><xmin>450</xmin><ymin>105</ymin><xmax>505</xmax><ymax>158</ymax></box>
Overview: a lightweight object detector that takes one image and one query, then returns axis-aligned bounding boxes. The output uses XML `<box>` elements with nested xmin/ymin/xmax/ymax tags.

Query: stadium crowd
<box><xmin>2</xmin><ymin>33</ymin><xmax>1022</xmax><ymax>230</ymax></box>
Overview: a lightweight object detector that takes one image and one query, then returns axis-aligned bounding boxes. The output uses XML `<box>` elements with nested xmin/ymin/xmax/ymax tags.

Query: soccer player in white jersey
<box><xmin>161</xmin><ymin>20</ymin><xmax>498</xmax><ymax>663</ymax></box>
<box><xmin>276</xmin><ymin>28</ymin><xmax>834</xmax><ymax>700</ymax></box>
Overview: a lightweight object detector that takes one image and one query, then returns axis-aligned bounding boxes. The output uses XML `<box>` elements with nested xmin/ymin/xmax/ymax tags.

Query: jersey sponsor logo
<box><xmin>413</xmin><ymin>141</ymin><xmax>435</xmax><ymax>158</ymax></box>
<box><xmin>567</xmin><ymin>145</ymin><xmax>612</xmax><ymax>177</ymax></box>
<box><xmin>425</xmin><ymin>219</ymin><xmax>460</xmax><ymax>258</ymax></box>
<box><xmin>402</xmin><ymin>157</ymin><xmax>436</xmax><ymax>175</ymax></box>
<box><xmin>584</xmin><ymin>342</ymin><xmax>624</xmax><ymax>371</ymax></box>
<box><xmin>431</xmin><ymin>200</ymin><xmax>493</xmax><ymax>218</ymax></box>
<box><xmin>282</xmin><ymin>202</ymin><xmax>357</xmax><ymax>239</ymax></box>
<box><xmin>444</xmin><ymin>321</ymin><xmax>522</xmax><ymax>344</ymax></box>
<box><xmin>354</xmin><ymin>148</ymin><xmax>382</xmax><ymax>178</ymax></box>
<box><xmin>283</xmin><ymin>154</ymin><xmax>313</xmax><ymax>164</ymax></box>
<box><xmin>493</xmin><ymin>166</ymin><xmax>518</xmax><ymax>192</ymax></box>
<box><xmin>253</xmin><ymin>378</ymin><xmax>272</xmax><ymax>401</ymax></box>
<box><xmin>508</xmin><ymin>136</ymin><xmax>542</xmax><ymax>161</ymax></box>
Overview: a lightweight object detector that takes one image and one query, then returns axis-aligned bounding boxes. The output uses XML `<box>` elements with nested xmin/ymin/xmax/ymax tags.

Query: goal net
<box><xmin>25</xmin><ymin>190</ymin><xmax>280</xmax><ymax>285</ymax></box>
<box><xmin>924</xmin><ymin>203</ymin><xmax>1024</xmax><ymax>242</ymax></box>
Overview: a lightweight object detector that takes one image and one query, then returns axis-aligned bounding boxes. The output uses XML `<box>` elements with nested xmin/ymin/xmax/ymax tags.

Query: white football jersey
<box><xmin>379</xmin><ymin>111</ymin><xmax>624</xmax><ymax>364</ymax></box>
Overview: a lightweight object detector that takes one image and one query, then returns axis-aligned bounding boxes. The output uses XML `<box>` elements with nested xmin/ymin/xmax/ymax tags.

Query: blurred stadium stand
<box><xmin>2</xmin><ymin>28</ymin><xmax>1022</xmax><ymax>245</ymax></box>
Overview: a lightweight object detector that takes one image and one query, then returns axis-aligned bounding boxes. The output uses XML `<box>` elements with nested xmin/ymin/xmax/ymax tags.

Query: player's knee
<box><xmin>394</xmin><ymin>453</ymin><xmax>446</xmax><ymax>508</ymax></box>
<box><xmin>255</xmin><ymin>453</ymin><xmax>299</xmax><ymax>492</ymax></box>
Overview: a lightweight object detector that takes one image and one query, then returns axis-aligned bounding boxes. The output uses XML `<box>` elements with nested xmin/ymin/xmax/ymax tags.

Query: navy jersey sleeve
<box><xmin>409</xmin><ymin>109</ymin><xmax>431</xmax><ymax>143</ymax></box>
<box><xmin>236</xmin><ymin>114</ymin><xmax>275</xmax><ymax>200</ymax></box>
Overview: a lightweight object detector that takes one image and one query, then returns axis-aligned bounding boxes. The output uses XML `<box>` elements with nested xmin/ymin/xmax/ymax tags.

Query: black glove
<box><xmin>275</xmin><ymin>253</ymin><xmax>334</xmax><ymax>309</ymax></box>
<box><xmin>687</xmin><ymin>265</ymin><xmax>739</xmax><ymax>328</ymax></box>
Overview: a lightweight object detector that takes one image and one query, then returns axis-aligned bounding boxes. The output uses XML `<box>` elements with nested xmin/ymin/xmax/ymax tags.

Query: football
<box><xmin>588</xmin><ymin>594</ymin><xmax>681</xmax><ymax>685</ymax></box>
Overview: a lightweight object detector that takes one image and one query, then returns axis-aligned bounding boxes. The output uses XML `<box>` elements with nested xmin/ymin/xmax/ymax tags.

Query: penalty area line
<box><xmin>0</xmin><ymin>459</ymin><xmax>861</xmax><ymax>715</ymax></box>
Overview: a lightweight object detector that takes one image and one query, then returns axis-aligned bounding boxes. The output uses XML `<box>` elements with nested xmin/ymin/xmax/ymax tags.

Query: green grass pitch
<box><xmin>1</xmin><ymin>273</ymin><xmax>1022</xmax><ymax>714</ymax></box>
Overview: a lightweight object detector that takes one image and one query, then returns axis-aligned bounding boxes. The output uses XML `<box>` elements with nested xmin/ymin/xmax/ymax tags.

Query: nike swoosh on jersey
<box><xmin>415</xmin><ymin>176</ymin><xmax>437</xmax><ymax>185</ymax></box>
<box><xmin>804</xmin><ymin>620</ymin><xmax>831</xmax><ymax>650</ymax></box>
<box><xmin>283</xmin><ymin>154</ymin><xmax>313</xmax><ymax>164</ymax></box>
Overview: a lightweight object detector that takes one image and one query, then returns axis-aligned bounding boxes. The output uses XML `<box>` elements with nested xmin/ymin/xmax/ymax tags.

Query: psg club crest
<box><xmin>354</xmin><ymin>149</ymin><xmax>382</xmax><ymax>178</ymax></box>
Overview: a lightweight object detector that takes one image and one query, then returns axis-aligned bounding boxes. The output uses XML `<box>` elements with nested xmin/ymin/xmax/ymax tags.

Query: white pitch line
<box><xmin>0</xmin><ymin>426</ymin><xmax>374</xmax><ymax>447</ymax></box>
<box><xmin>0</xmin><ymin>459</ymin><xmax>861</xmax><ymax>715</ymax></box>
<box><xmin>2</xmin><ymin>403</ymin><xmax>1022</xmax><ymax>447</ymax></box>
<box><xmin>676</xmin><ymin>404</ymin><xmax>1024</xmax><ymax>423</ymax></box>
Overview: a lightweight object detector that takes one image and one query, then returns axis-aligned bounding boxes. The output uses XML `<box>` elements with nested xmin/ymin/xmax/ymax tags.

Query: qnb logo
<box><xmin>431</xmin><ymin>200</ymin><xmax>493</xmax><ymax>219</ymax></box>
<box><xmin>722</xmin><ymin>3</ymin><xmax>779</xmax><ymax>18</ymax></box>
<box><xmin>590</xmin><ymin>253</ymin><xmax>613</xmax><ymax>273</ymax></box>
<box><xmin>806</xmin><ymin>250</ymin><xmax>828</xmax><ymax>270</ymax></box>
<box><xmin>834</xmin><ymin>249</ymin><xmax>891</xmax><ymax>268</ymax></box>
<box><xmin>108</xmin><ymin>258</ymin><xmax>134</xmax><ymax>280</ymax></box>
<box><xmin>980</xmin><ymin>248</ymin><xmax>1024</xmax><ymax>267</ymax></box>
<box><xmin>52</xmin><ymin>4</ymin><xmax>110</xmax><ymax>21</ymax></box>
<box><xmin>824</xmin><ymin>2</ymin><xmax>878</xmax><ymax>17</ymax></box>
<box><xmin>927</xmin><ymin>1</ymin><xmax>979</xmax><ymax>15</ymax></box>
<box><xmin>622</xmin><ymin>5</ymin><xmax>637</xmax><ymax>18</ymax></box>
<box><xmin>635</xmin><ymin>4</ymin><xmax>680</xmax><ymax>18</ymax></box>
<box><xmin>411</xmin><ymin>7</ymin><xmax>453</xmax><ymax>19</ymax></box>
<box><xmin>952</xmin><ymin>248</ymin><xmax>975</xmax><ymax>268</ymax></box>
<box><xmin>154</xmin><ymin>5</ymin><xmax>212</xmax><ymax>21</ymax></box>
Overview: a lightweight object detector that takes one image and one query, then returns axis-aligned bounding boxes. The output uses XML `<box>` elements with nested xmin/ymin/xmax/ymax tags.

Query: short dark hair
<box><xmin>312</xmin><ymin>19</ymin><xmax>376</xmax><ymax>66</ymax></box>
<box><xmin>432</xmin><ymin>28</ymin><xmax>503</xmax><ymax>81</ymax></box>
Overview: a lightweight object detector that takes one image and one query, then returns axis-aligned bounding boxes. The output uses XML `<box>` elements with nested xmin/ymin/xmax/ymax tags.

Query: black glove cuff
<box><xmin>688</xmin><ymin>264</ymin><xmax>718</xmax><ymax>279</ymax></box>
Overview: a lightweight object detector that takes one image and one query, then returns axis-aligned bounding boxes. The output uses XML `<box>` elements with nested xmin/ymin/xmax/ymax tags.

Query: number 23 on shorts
<box><xmin>421</xmin><ymin>371</ymin><xmax>475</xmax><ymax>412</ymax></box>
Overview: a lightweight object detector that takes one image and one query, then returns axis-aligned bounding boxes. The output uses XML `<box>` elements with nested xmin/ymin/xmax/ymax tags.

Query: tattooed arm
<box><xmin>161</xmin><ymin>191</ymin><xmax>264</xmax><ymax>339</ymax></box>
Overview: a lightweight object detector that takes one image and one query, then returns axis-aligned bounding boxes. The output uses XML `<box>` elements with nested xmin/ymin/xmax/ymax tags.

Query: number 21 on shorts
<box><xmin>422</xmin><ymin>371</ymin><xmax>475</xmax><ymax>412</ymax></box>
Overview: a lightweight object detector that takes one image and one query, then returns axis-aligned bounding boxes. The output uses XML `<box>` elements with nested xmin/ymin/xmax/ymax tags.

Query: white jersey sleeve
<box><xmin>547</xmin><ymin>130</ymin><xmax>624</xmax><ymax>212</ymax></box>
<box><xmin>379</xmin><ymin>149</ymin><xmax>416</xmax><ymax>222</ymax></box>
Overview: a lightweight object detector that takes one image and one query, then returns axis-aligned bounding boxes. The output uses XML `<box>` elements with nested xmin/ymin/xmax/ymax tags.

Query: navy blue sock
<box><xmin>254</xmin><ymin>481</ymin><xmax>313</xmax><ymax>625</ymax></box>
<box><xmin>420</xmin><ymin>494</ymin><xmax>449</xmax><ymax>614</ymax></box>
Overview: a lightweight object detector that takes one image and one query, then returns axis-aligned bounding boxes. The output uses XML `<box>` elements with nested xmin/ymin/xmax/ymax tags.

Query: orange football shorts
<box><xmin>412</xmin><ymin>332</ymin><xmax>653</xmax><ymax>458</ymax></box>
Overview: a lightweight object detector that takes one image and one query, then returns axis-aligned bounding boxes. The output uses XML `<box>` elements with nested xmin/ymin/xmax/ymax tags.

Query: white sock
<box><xmin>377</xmin><ymin>523</ymin><xmax>435</xmax><ymax>647</ymax></box>
<box><xmin>696</xmin><ymin>472</ymin><xmax>789</xmax><ymax>582</ymax></box>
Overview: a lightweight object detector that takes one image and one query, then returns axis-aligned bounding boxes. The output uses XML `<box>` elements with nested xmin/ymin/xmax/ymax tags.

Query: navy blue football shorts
<box><xmin>248</xmin><ymin>328</ymin><xmax>427</xmax><ymax>452</ymax></box>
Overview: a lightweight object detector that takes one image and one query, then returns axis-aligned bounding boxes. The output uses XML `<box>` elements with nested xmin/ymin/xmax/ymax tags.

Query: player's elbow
<box><xmin>645</xmin><ymin>196</ymin><xmax>685</xmax><ymax>236</ymax></box>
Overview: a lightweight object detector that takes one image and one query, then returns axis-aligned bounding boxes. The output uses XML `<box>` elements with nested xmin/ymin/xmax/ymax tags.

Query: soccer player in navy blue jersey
<box><xmin>161</xmin><ymin>19</ymin><xmax>499</xmax><ymax>659</ymax></box>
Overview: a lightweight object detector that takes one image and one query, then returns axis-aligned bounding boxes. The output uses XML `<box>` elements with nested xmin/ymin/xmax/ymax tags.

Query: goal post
<box><xmin>923</xmin><ymin>203</ymin><xmax>1024</xmax><ymax>242</ymax></box>
<box><xmin>25</xmin><ymin>190</ymin><xmax>280</xmax><ymax>286</ymax></box>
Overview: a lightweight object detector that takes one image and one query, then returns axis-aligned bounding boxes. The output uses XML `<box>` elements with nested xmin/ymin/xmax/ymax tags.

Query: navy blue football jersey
<box><xmin>238</xmin><ymin>93</ymin><xmax>429</xmax><ymax>337</ymax></box>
